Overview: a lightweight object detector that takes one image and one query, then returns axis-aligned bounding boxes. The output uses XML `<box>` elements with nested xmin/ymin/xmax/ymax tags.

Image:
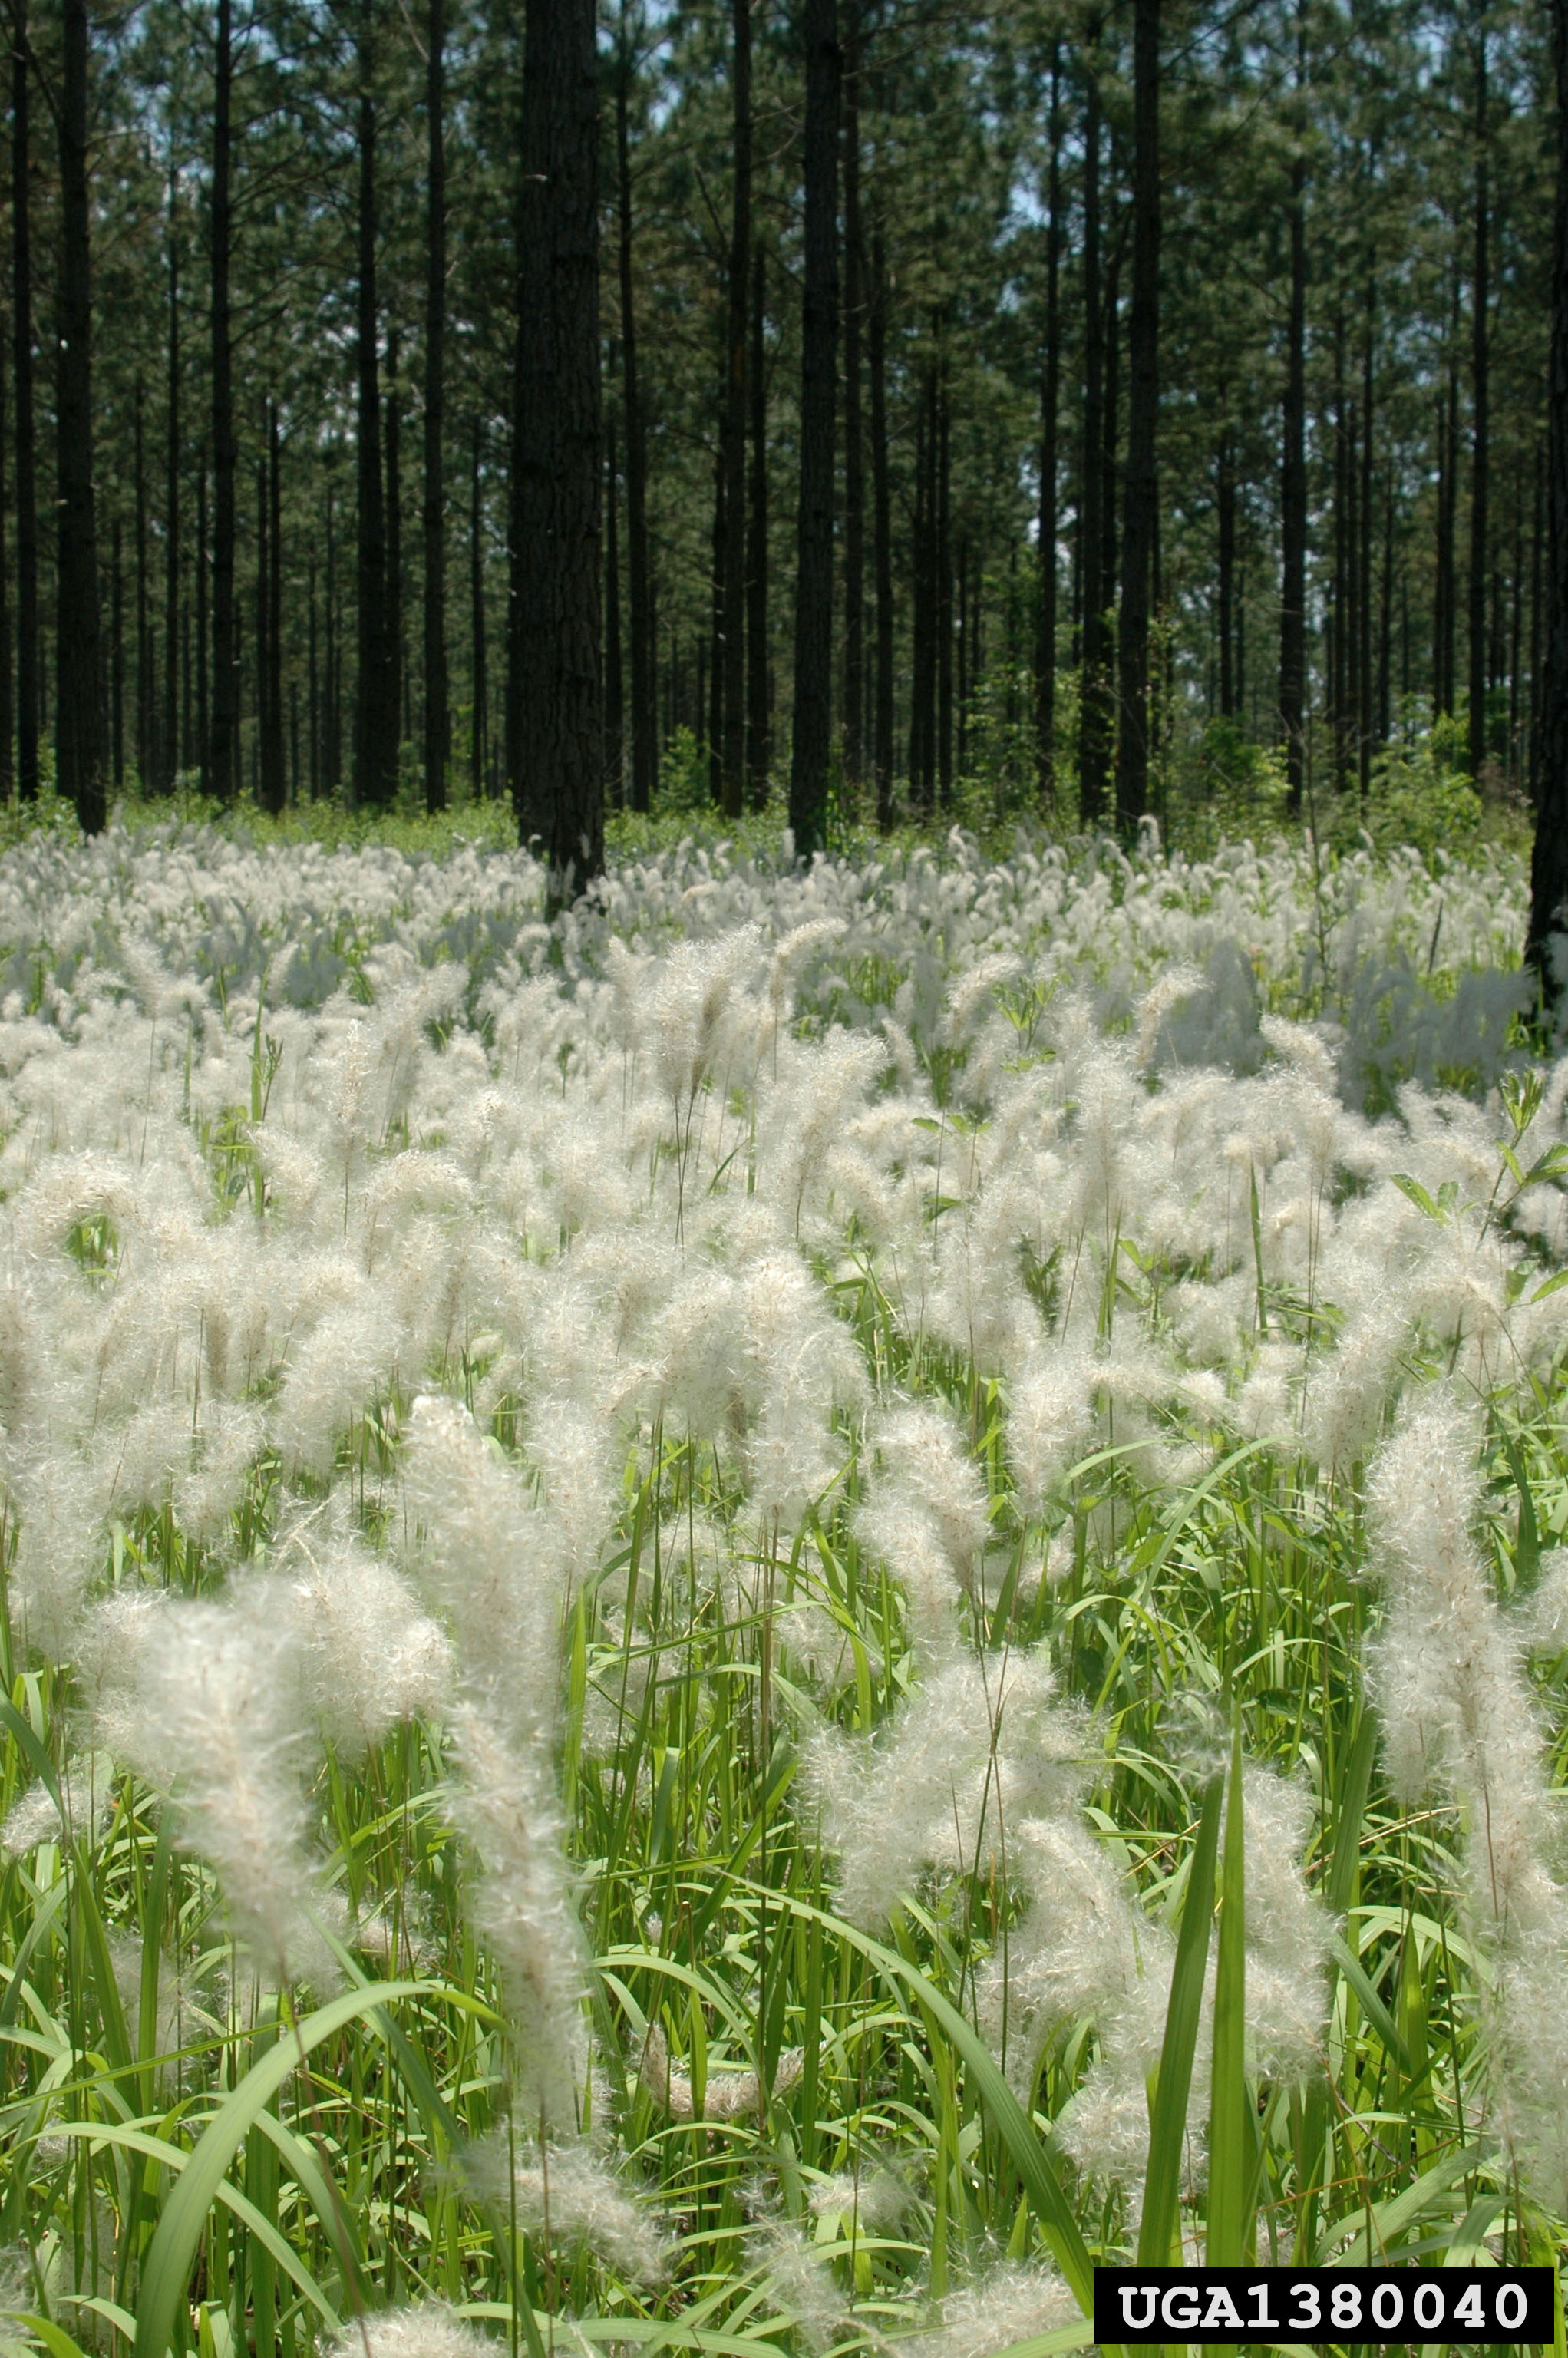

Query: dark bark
<box><xmin>1280</xmin><ymin>115</ymin><xmax>1307</xmax><ymax>812</ymax></box>
<box><xmin>605</xmin><ymin>415</ymin><xmax>623</xmax><ymax>803</ymax></box>
<box><xmin>12</xmin><ymin>18</ymin><xmax>36</xmax><ymax>802</ymax></box>
<box><xmin>1436</xmin><ymin>276</ymin><xmax>1461</xmax><ymax>713</ymax></box>
<box><xmin>909</xmin><ymin>368</ymin><xmax>936</xmax><ymax>811</ymax></box>
<box><xmin>196</xmin><ymin>447</ymin><xmax>209</xmax><ymax>791</ymax></box>
<box><xmin>513</xmin><ymin>0</ymin><xmax>603</xmax><ymax>901</ymax></box>
<box><xmin>1359</xmin><ymin>279</ymin><xmax>1375</xmax><ymax>792</ymax></box>
<box><xmin>423</xmin><ymin>0</ymin><xmax>447</xmax><ymax>813</ymax></box>
<box><xmin>718</xmin><ymin>0</ymin><xmax>750</xmax><ymax>815</ymax></box>
<box><xmin>1035</xmin><ymin>44</ymin><xmax>1061</xmax><ymax>799</ymax></box>
<box><xmin>936</xmin><ymin>379</ymin><xmax>953</xmax><ymax>804</ymax></box>
<box><xmin>616</xmin><ymin>22</ymin><xmax>654</xmax><ymax>813</ymax></box>
<box><xmin>260</xmin><ymin>405</ymin><xmax>284</xmax><ymax>813</ymax></box>
<box><xmin>1467</xmin><ymin>18</ymin><xmax>1490</xmax><ymax>778</ymax></box>
<box><xmin>210</xmin><ymin>0</ymin><xmax>238</xmax><ymax>801</ymax></box>
<box><xmin>1078</xmin><ymin>51</ymin><xmax>1109</xmax><ymax>823</ymax></box>
<box><xmin>325</xmin><ymin>474</ymin><xmax>341</xmax><ymax>793</ymax></box>
<box><xmin>164</xmin><ymin>193</ymin><xmax>180</xmax><ymax>791</ymax></box>
<box><xmin>387</xmin><ymin>345</ymin><xmax>404</xmax><ymax>766</ymax></box>
<box><xmin>0</xmin><ymin>304</ymin><xmax>9</xmax><ymax>800</ymax></box>
<box><xmin>355</xmin><ymin>12</ymin><xmax>396</xmax><ymax>808</ymax></box>
<box><xmin>787</xmin><ymin>0</ymin><xmax>840</xmax><ymax>856</ymax></box>
<box><xmin>1114</xmin><ymin>0</ymin><xmax>1160</xmax><ymax>831</ymax></box>
<box><xmin>1217</xmin><ymin>435</ymin><xmax>1236</xmax><ymax>718</ymax></box>
<box><xmin>841</xmin><ymin>8</ymin><xmax>864</xmax><ymax>790</ymax></box>
<box><xmin>111</xmin><ymin>515</ymin><xmax>122</xmax><ymax>792</ymax></box>
<box><xmin>57</xmin><ymin>0</ymin><xmax>105</xmax><ymax>832</ymax></box>
<box><xmin>1531</xmin><ymin>439</ymin><xmax>1545</xmax><ymax>798</ymax></box>
<box><xmin>870</xmin><ymin>223</ymin><xmax>893</xmax><ymax>828</ymax></box>
<box><xmin>708</xmin><ymin>442</ymin><xmax>725</xmax><ymax>803</ymax></box>
<box><xmin>1528</xmin><ymin>0</ymin><xmax>1568</xmax><ymax>985</ymax></box>
<box><xmin>1378</xmin><ymin>467</ymin><xmax>1395</xmax><ymax>748</ymax></box>
<box><xmin>136</xmin><ymin>381</ymin><xmax>150</xmax><ymax>787</ymax></box>
<box><xmin>470</xmin><ymin>418</ymin><xmax>487</xmax><ymax>799</ymax></box>
<box><xmin>1101</xmin><ymin>230</ymin><xmax>1121</xmax><ymax>627</ymax></box>
<box><xmin>309</xmin><ymin>555</ymin><xmax>319</xmax><ymax>799</ymax></box>
<box><xmin>255</xmin><ymin>454</ymin><xmax>267</xmax><ymax>794</ymax></box>
<box><xmin>747</xmin><ymin>243</ymin><xmax>771</xmax><ymax>804</ymax></box>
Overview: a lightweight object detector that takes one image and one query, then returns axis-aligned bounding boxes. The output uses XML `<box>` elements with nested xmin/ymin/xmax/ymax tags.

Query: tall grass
<box><xmin>0</xmin><ymin>816</ymin><xmax>1563</xmax><ymax>2358</ymax></box>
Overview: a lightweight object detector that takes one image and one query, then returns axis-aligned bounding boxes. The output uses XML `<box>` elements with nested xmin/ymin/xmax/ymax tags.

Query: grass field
<box><xmin>0</xmin><ymin>807</ymin><xmax>1564</xmax><ymax>2358</ymax></box>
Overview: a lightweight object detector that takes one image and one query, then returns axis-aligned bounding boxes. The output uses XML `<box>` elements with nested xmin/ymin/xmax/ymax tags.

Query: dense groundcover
<box><xmin>1</xmin><ymin>820</ymin><xmax>1566</xmax><ymax>2358</ymax></box>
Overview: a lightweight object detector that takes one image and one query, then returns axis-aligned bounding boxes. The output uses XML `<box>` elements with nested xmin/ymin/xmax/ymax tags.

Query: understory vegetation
<box><xmin>1</xmin><ymin>817</ymin><xmax>1566</xmax><ymax>2358</ymax></box>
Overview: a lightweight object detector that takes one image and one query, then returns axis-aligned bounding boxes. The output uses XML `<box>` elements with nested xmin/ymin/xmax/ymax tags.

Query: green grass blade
<box><xmin>132</xmin><ymin>1977</ymin><xmax>434</xmax><ymax>2358</ymax></box>
<box><xmin>1206</xmin><ymin>1720</ymin><xmax>1247</xmax><ymax>2266</ymax></box>
<box><xmin>1137</xmin><ymin>1769</ymin><xmax>1223</xmax><ymax>2268</ymax></box>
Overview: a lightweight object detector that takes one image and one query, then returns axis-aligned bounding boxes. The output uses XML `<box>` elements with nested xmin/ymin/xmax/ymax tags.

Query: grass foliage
<box><xmin>0</xmin><ymin>812</ymin><xmax>1564</xmax><ymax>2358</ymax></box>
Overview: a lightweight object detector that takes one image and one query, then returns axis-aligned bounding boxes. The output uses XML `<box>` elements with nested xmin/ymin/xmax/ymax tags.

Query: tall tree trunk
<box><xmin>1101</xmin><ymin>230</ymin><xmax>1121</xmax><ymax>627</ymax></box>
<box><xmin>1035</xmin><ymin>44</ymin><xmax>1061</xmax><ymax>799</ymax></box>
<box><xmin>135</xmin><ymin>381</ymin><xmax>150</xmax><ymax>787</ymax></box>
<box><xmin>261</xmin><ymin>403</ymin><xmax>285</xmax><ymax>812</ymax></box>
<box><xmin>1217</xmin><ymin>434</ymin><xmax>1236</xmax><ymax>718</ymax></box>
<box><xmin>196</xmin><ymin>446</ymin><xmax>209</xmax><ymax>791</ymax></box>
<box><xmin>747</xmin><ymin>243</ymin><xmax>770</xmax><ymax>805</ymax></box>
<box><xmin>210</xmin><ymin>0</ymin><xmax>237</xmax><ymax>801</ymax></box>
<box><xmin>909</xmin><ymin>370</ymin><xmax>935</xmax><ymax>811</ymax></box>
<box><xmin>1078</xmin><ymin>50</ymin><xmax>1109</xmax><ymax>822</ymax></box>
<box><xmin>255</xmin><ymin>452</ymin><xmax>267</xmax><ymax>797</ymax></box>
<box><xmin>514</xmin><ymin>0</ymin><xmax>603</xmax><ymax>900</ymax></box>
<box><xmin>470</xmin><ymin>419</ymin><xmax>487</xmax><ymax>798</ymax></box>
<box><xmin>111</xmin><ymin>514</ymin><xmax>122</xmax><ymax>792</ymax></box>
<box><xmin>718</xmin><ymin>0</ymin><xmax>750</xmax><ymax>814</ymax></box>
<box><xmin>325</xmin><ymin>474</ymin><xmax>341</xmax><ymax>792</ymax></box>
<box><xmin>1467</xmin><ymin>18</ymin><xmax>1490</xmax><ymax>780</ymax></box>
<box><xmin>708</xmin><ymin>444</ymin><xmax>725</xmax><ymax>803</ymax></box>
<box><xmin>309</xmin><ymin>554</ymin><xmax>320</xmax><ymax>798</ymax></box>
<box><xmin>870</xmin><ymin>223</ymin><xmax>893</xmax><ymax>830</ymax></box>
<box><xmin>355</xmin><ymin>12</ymin><xmax>395</xmax><ymax>808</ymax></box>
<box><xmin>164</xmin><ymin>189</ymin><xmax>180</xmax><ymax>791</ymax></box>
<box><xmin>841</xmin><ymin>8</ymin><xmax>864</xmax><ymax>793</ymax></box>
<box><xmin>1528</xmin><ymin>0</ymin><xmax>1568</xmax><ymax>985</ymax></box>
<box><xmin>1280</xmin><ymin>67</ymin><xmax>1307</xmax><ymax>814</ymax></box>
<box><xmin>0</xmin><ymin>310</ymin><xmax>9</xmax><ymax>801</ymax></box>
<box><xmin>1114</xmin><ymin>0</ymin><xmax>1160</xmax><ymax>831</ymax></box>
<box><xmin>936</xmin><ymin>377</ymin><xmax>953</xmax><ymax>804</ymax></box>
<box><xmin>1359</xmin><ymin>279</ymin><xmax>1375</xmax><ymax>791</ymax></box>
<box><xmin>58</xmin><ymin>0</ymin><xmax>105</xmax><ymax>833</ymax></box>
<box><xmin>387</xmin><ymin>342</ymin><xmax>403</xmax><ymax>766</ymax></box>
<box><xmin>423</xmin><ymin>0</ymin><xmax>447</xmax><ymax>813</ymax></box>
<box><xmin>616</xmin><ymin>21</ymin><xmax>654</xmax><ymax>812</ymax></box>
<box><xmin>1437</xmin><ymin>276</ymin><xmax>1461</xmax><ymax>713</ymax></box>
<box><xmin>787</xmin><ymin>0</ymin><xmax>840</xmax><ymax>855</ymax></box>
<box><xmin>605</xmin><ymin>416</ymin><xmax>623</xmax><ymax>803</ymax></box>
<box><xmin>1530</xmin><ymin>440</ymin><xmax>1545</xmax><ymax>798</ymax></box>
<box><xmin>12</xmin><ymin>17</ymin><xmax>36</xmax><ymax>801</ymax></box>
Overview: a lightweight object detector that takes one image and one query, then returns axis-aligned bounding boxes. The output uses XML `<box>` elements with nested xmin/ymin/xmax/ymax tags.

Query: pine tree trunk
<box><xmin>1437</xmin><ymin>277</ymin><xmax>1460</xmax><ymax>713</ymax></box>
<box><xmin>309</xmin><ymin>555</ymin><xmax>320</xmax><ymax>799</ymax></box>
<box><xmin>210</xmin><ymin>0</ymin><xmax>238</xmax><ymax>801</ymax></box>
<box><xmin>841</xmin><ymin>8</ymin><xmax>864</xmax><ymax>792</ymax></box>
<box><xmin>470</xmin><ymin>420</ymin><xmax>487</xmax><ymax>799</ymax></box>
<box><xmin>1280</xmin><ymin>119</ymin><xmax>1307</xmax><ymax>812</ymax></box>
<box><xmin>325</xmin><ymin>476</ymin><xmax>341</xmax><ymax>792</ymax></box>
<box><xmin>708</xmin><ymin>443</ymin><xmax>725</xmax><ymax>803</ymax></box>
<box><xmin>355</xmin><ymin>14</ymin><xmax>395</xmax><ymax>809</ymax></box>
<box><xmin>514</xmin><ymin>0</ymin><xmax>603</xmax><ymax>901</ymax></box>
<box><xmin>136</xmin><ymin>382</ymin><xmax>150</xmax><ymax>788</ymax></box>
<box><xmin>909</xmin><ymin>372</ymin><xmax>935</xmax><ymax>811</ymax></box>
<box><xmin>1114</xmin><ymin>0</ymin><xmax>1159</xmax><ymax>832</ymax></box>
<box><xmin>1527</xmin><ymin>0</ymin><xmax>1568</xmax><ymax>986</ymax></box>
<box><xmin>164</xmin><ymin>199</ymin><xmax>180</xmax><ymax>791</ymax></box>
<box><xmin>0</xmin><ymin>319</ymin><xmax>10</xmax><ymax>801</ymax></box>
<box><xmin>787</xmin><ymin>0</ymin><xmax>840</xmax><ymax>855</ymax></box>
<box><xmin>870</xmin><ymin>224</ymin><xmax>893</xmax><ymax>829</ymax></box>
<box><xmin>1078</xmin><ymin>52</ymin><xmax>1109</xmax><ymax>823</ymax></box>
<box><xmin>1035</xmin><ymin>45</ymin><xmax>1061</xmax><ymax>801</ymax></box>
<box><xmin>1359</xmin><ymin>279</ymin><xmax>1375</xmax><ymax>792</ymax></box>
<box><xmin>57</xmin><ymin>0</ymin><xmax>105</xmax><ymax>833</ymax></box>
<box><xmin>617</xmin><ymin>23</ymin><xmax>655</xmax><ymax>813</ymax></box>
<box><xmin>423</xmin><ymin>0</ymin><xmax>447</xmax><ymax>813</ymax></box>
<box><xmin>196</xmin><ymin>447</ymin><xmax>209</xmax><ymax>791</ymax></box>
<box><xmin>1467</xmin><ymin>21</ymin><xmax>1489</xmax><ymax>780</ymax></box>
<box><xmin>261</xmin><ymin>404</ymin><xmax>285</xmax><ymax>812</ymax></box>
<box><xmin>1217</xmin><ymin>434</ymin><xmax>1235</xmax><ymax>718</ymax></box>
<box><xmin>936</xmin><ymin>379</ymin><xmax>953</xmax><ymax>804</ymax></box>
<box><xmin>387</xmin><ymin>348</ymin><xmax>403</xmax><ymax>771</ymax></box>
<box><xmin>605</xmin><ymin>418</ymin><xmax>624</xmax><ymax>804</ymax></box>
<box><xmin>111</xmin><ymin>515</ymin><xmax>122</xmax><ymax>792</ymax></box>
<box><xmin>12</xmin><ymin>19</ymin><xmax>37</xmax><ymax>802</ymax></box>
<box><xmin>718</xmin><ymin>0</ymin><xmax>750</xmax><ymax>815</ymax></box>
<box><xmin>747</xmin><ymin>244</ymin><xmax>770</xmax><ymax>805</ymax></box>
